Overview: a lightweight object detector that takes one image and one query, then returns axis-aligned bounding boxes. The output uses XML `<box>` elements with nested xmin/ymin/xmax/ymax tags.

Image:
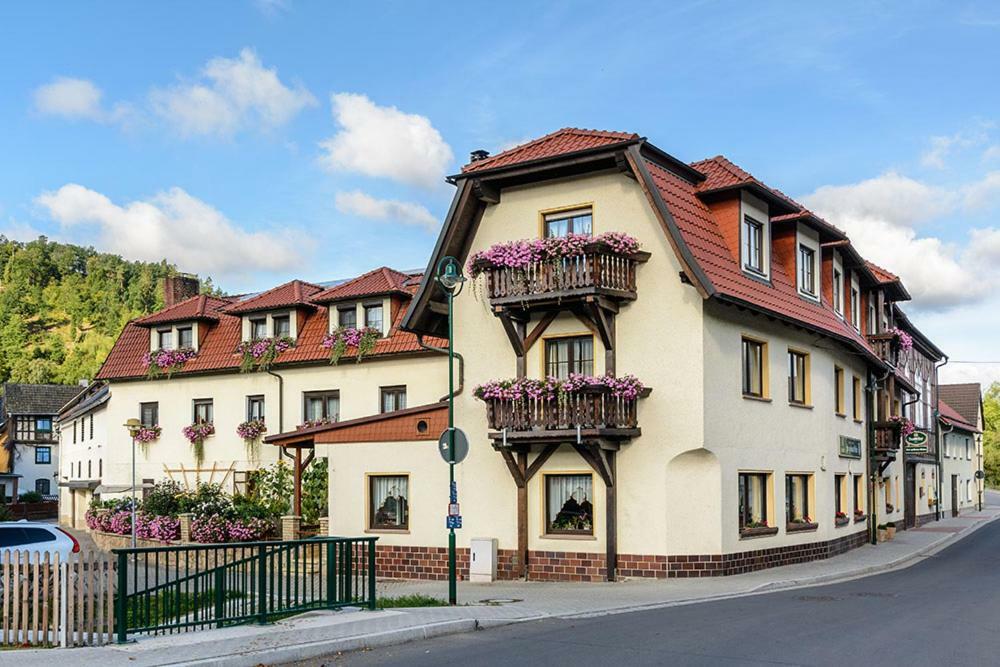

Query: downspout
<box><xmin>267</xmin><ymin>368</ymin><xmax>292</xmax><ymax>462</ymax></box>
<box><xmin>934</xmin><ymin>356</ymin><xmax>949</xmax><ymax>522</ymax></box>
<box><xmin>418</xmin><ymin>334</ymin><xmax>464</xmax><ymax>401</ymax></box>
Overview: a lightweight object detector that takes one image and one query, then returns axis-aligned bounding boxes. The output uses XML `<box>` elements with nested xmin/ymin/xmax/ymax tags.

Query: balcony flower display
<box><xmin>142</xmin><ymin>347</ymin><xmax>197</xmax><ymax>378</ymax></box>
<box><xmin>236</xmin><ymin>419</ymin><xmax>267</xmax><ymax>462</ymax></box>
<box><xmin>182</xmin><ymin>422</ymin><xmax>215</xmax><ymax>466</ymax></box>
<box><xmin>474</xmin><ymin>373</ymin><xmax>645</xmax><ymax>402</ymax></box>
<box><xmin>835</xmin><ymin>511</ymin><xmax>849</xmax><ymax>526</ymax></box>
<box><xmin>134</xmin><ymin>425</ymin><xmax>162</xmax><ymax>455</ymax></box>
<box><xmin>321</xmin><ymin>326</ymin><xmax>380</xmax><ymax>365</ymax></box>
<box><xmin>888</xmin><ymin>327</ymin><xmax>914</xmax><ymax>351</ymax></box>
<box><xmin>297</xmin><ymin>417</ymin><xmax>337</xmax><ymax>431</ymax></box>
<box><xmin>889</xmin><ymin>415</ymin><xmax>916</xmax><ymax>438</ymax></box>
<box><xmin>467</xmin><ymin>232</ymin><xmax>642</xmax><ymax>279</ymax></box>
<box><xmin>237</xmin><ymin>336</ymin><xmax>295</xmax><ymax>373</ymax></box>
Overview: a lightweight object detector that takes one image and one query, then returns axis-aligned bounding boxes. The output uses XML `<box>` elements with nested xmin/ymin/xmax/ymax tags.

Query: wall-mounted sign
<box><xmin>976</xmin><ymin>470</ymin><xmax>985</xmax><ymax>480</ymax></box>
<box><xmin>839</xmin><ymin>436</ymin><xmax>862</xmax><ymax>459</ymax></box>
<box><xmin>905</xmin><ymin>431</ymin><xmax>928</xmax><ymax>447</ymax></box>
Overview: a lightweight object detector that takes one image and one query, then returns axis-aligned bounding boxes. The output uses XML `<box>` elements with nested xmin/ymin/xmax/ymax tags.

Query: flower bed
<box><xmin>85</xmin><ymin>508</ymin><xmax>180</xmax><ymax>543</ymax></box>
<box><xmin>143</xmin><ymin>347</ymin><xmax>197</xmax><ymax>378</ymax></box>
<box><xmin>321</xmin><ymin>326</ymin><xmax>380</xmax><ymax>365</ymax></box>
<box><xmin>466</xmin><ymin>232</ymin><xmax>641</xmax><ymax>278</ymax></box>
<box><xmin>237</xmin><ymin>336</ymin><xmax>294</xmax><ymax>372</ymax></box>
<box><xmin>190</xmin><ymin>515</ymin><xmax>274</xmax><ymax>543</ymax></box>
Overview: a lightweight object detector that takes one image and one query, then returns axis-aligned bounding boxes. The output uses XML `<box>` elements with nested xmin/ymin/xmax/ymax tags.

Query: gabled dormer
<box><xmin>134</xmin><ymin>293</ymin><xmax>227</xmax><ymax>352</ymax></box>
<box><xmin>312</xmin><ymin>267</ymin><xmax>414</xmax><ymax>338</ymax></box>
<box><xmin>224</xmin><ymin>279</ymin><xmax>324</xmax><ymax>342</ymax></box>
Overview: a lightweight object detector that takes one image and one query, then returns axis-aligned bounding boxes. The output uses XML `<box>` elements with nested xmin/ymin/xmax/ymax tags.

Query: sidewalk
<box><xmin>14</xmin><ymin>504</ymin><xmax>999</xmax><ymax>667</ymax></box>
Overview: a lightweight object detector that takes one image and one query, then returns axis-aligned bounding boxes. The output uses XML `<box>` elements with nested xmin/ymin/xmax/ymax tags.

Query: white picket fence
<box><xmin>0</xmin><ymin>550</ymin><xmax>115</xmax><ymax>647</ymax></box>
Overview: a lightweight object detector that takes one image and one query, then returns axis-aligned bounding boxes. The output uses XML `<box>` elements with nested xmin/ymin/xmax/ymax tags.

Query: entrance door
<box><xmin>951</xmin><ymin>475</ymin><xmax>959</xmax><ymax>517</ymax></box>
<box><xmin>904</xmin><ymin>465</ymin><xmax>916</xmax><ymax>528</ymax></box>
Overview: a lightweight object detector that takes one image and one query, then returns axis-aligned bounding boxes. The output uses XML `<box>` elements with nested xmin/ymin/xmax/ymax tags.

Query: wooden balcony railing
<box><xmin>873</xmin><ymin>421</ymin><xmax>902</xmax><ymax>452</ymax></box>
<box><xmin>484</xmin><ymin>387</ymin><xmax>639</xmax><ymax>433</ymax></box>
<box><xmin>867</xmin><ymin>333</ymin><xmax>900</xmax><ymax>367</ymax></box>
<box><xmin>484</xmin><ymin>245</ymin><xmax>648</xmax><ymax>305</ymax></box>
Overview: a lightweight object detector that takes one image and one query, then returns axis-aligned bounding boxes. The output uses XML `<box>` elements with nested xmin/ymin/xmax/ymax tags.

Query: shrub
<box><xmin>302</xmin><ymin>458</ymin><xmax>328</xmax><ymax>524</ymax></box>
<box><xmin>0</xmin><ymin>505</ymin><xmax>12</xmax><ymax>521</ymax></box>
<box><xmin>18</xmin><ymin>491</ymin><xmax>43</xmax><ymax>503</ymax></box>
<box><xmin>251</xmin><ymin>461</ymin><xmax>293</xmax><ymax>518</ymax></box>
<box><xmin>177</xmin><ymin>483</ymin><xmax>233</xmax><ymax>519</ymax></box>
<box><xmin>143</xmin><ymin>480</ymin><xmax>184</xmax><ymax>517</ymax></box>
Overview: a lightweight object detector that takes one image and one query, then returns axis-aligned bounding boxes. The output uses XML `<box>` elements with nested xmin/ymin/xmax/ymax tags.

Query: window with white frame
<box><xmin>832</xmin><ymin>267</ymin><xmax>843</xmax><ymax>316</ymax></box>
<box><xmin>850</xmin><ymin>273</ymin><xmax>861</xmax><ymax>331</ymax></box>
<box><xmin>798</xmin><ymin>244</ymin><xmax>817</xmax><ymax>297</ymax></box>
<box><xmin>742</xmin><ymin>216</ymin><xmax>765</xmax><ymax>274</ymax></box>
<box><xmin>544</xmin><ymin>207</ymin><xmax>593</xmax><ymax>238</ymax></box>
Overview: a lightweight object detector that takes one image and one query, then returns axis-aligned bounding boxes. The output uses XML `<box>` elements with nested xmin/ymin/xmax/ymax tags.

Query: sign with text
<box><xmin>839</xmin><ymin>436</ymin><xmax>862</xmax><ymax>459</ymax></box>
<box><xmin>905</xmin><ymin>431</ymin><xmax>929</xmax><ymax>447</ymax></box>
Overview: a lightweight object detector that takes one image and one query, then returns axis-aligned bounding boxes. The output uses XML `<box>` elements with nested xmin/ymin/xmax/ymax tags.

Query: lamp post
<box><xmin>124</xmin><ymin>418</ymin><xmax>142</xmax><ymax>549</ymax></box>
<box><xmin>436</xmin><ymin>256</ymin><xmax>465</xmax><ymax>606</ymax></box>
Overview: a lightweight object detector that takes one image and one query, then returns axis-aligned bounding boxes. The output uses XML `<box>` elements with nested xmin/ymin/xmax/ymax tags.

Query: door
<box><xmin>951</xmin><ymin>475</ymin><xmax>959</xmax><ymax>517</ymax></box>
<box><xmin>904</xmin><ymin>465</ymin><xmax>916</xmax><ymax>528</ymax></box>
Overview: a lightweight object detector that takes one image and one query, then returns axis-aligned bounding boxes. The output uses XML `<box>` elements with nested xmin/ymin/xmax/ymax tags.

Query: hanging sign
<box><xmin>905</xmin><ymin>431</ymin><xmax>929</xmax><ymax>447</ymax></box>
<box><xmin>438</xmin><ymin>428</ymin><xmax>470</xmax><ymax>464</ymax></box>
<box><xmin>839</xmin><ymin>436</ymin><xmax>862</xmax><ymax>459</ymax></box>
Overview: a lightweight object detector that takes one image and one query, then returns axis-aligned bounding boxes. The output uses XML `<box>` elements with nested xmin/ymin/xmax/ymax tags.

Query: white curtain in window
<box><xmin>371</xmin><ymin>476</ymin><xmax>408</xmax><ymax>527</ymax></box>
<box><xmin>546</xmin><ymin>475</ymin><xmax>592</xmax><ymax>524</ymax></box>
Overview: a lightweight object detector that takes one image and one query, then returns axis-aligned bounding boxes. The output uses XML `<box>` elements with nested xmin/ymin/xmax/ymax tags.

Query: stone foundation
<box><xmin>374</xmin><ymin>530</ymin><xmax>871</xmax><ymax>582</ymax></box>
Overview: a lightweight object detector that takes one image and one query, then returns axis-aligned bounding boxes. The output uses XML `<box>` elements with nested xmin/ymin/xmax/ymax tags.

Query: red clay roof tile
<box><xmin>313</xmin><ymin>267</ymin><xmax>414</xmax><ymax>303</ymax></box>
<box><xmin>939</xmin><ymin>398</ymin><xmax>979</xmax><ymax>432</ymax></box>
<box><xmin>134</xmin><ymin>294</ymin><xmax>232</xmax><ymax>326</ymax></box>
<box><xmin>461</xmin><ymin>128</ymin><xmax>638</xmax><ymax>174</ymax></box>
<box><xmin>224</xmin><ymin>279</ymin><xmax>325</xmax><ymax>314</ymax></box>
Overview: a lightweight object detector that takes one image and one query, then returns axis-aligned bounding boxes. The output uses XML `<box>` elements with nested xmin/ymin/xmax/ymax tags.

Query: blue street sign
<box><xmin>446</xmin><ymin>515</ymin><xmax>463</xmax><ymax>529</ymax></box>
<box><xmin>450</xmin><ymin>481</ymin><xmax>458</xmax><ymax>504</ymax></box>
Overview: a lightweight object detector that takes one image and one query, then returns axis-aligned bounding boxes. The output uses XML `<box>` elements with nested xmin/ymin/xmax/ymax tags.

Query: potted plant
<box><xmin>853</xmin><ymin>508</ymin><xmax>866</xmax><ymax>522</ymax></box>
<box><xmin>877</xmin><ymin>524</ymin><xmax>888</xmax><ymax>542</ymax></box>
<box><xmin>886</xmin><ymin>521</ymin><xmax>896</xmax><ymax>540</ymax></box>
<box><xmin>886</xmin><ymin>502</ymin><xmax>895</xmax><ymax>513</ymax></box>
<box><xmin>835</xmin><ymin>511</ymin><xmax>849</xmax><ymax>527</ymax></box>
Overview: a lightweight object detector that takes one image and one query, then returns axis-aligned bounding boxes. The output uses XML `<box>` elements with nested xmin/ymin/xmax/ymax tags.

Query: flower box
<box><xmin>786</xmin><ymin>520</ymin><xmax>819</xmax><ymax>533</ymax></box>
<box><xmin>142</xmin><ymin>347</ymin><xmax>197</xmax><ymax>378</ymax></box>
<box><xmin>740</xmin><ymin>525</ymin><xmax>779</xmax><ymax>538</ymax></box>
<box><xmin>237</xmin><ymin>336</ymin><xmax>294</xmax><ymax>372</ymax></box>
<box><xmin>321</xmin><ymin>327</ymin><xmax>380</xmax><ymax>365</ymax></box>
<box><xmin>835</xmin><ymin>513</ymin><xmax>850</xmax><ymax>527</ymax></box>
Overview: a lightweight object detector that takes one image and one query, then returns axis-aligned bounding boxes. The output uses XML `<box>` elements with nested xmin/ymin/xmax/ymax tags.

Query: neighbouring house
<box><xmin>0</xmin><ymin>382</ymin><xmax>83</xmax><ymax>501</ymax></box>
<box><xmin>939</xmin><ymin>383</ymin><xmax>985</xmax><ymax>514</ymax></box>
<box><xmin>265</xmin><ymin>127</ymin><xmax>953</xmax><ymax>581</ymax></box>
<box><xmin>89</xmin><ymin>269</ymin><xmax>448</xmax><ymax>509</ymax></box>
<box><xmin>56</xmin><ymin>381</ymin><xmax>110</xmax><ymax>528</ymax></box>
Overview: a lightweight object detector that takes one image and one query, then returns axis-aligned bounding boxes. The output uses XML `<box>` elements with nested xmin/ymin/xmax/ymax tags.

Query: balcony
<box><xmin>479</xmin><ymin>243</ymin><xmax>650</xmax><ymax>309</ymax></box>
<box><xmin>872</xmin><ymin>421</ymin><xmax>902</xmax><ymax>453</ymax></box>
<box><xmin>867</xmin><ymin>333</ymin><xmax>900</xmax><ymax>367</ymax></box>
<box><xmin>483</xmin><ymin>386</ymin><xmax>641</xmax><ymax>446</ymax></box>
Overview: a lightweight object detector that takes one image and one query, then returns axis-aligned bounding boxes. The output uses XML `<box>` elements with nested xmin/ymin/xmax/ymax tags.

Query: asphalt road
<box><xmin>315</xmin><ymin>518</ymin><xmax>1000</xmax><ymax>666</ymax></box>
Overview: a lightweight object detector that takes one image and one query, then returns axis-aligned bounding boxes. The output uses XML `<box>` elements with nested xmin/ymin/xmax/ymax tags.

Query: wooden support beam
<box><xmin>524</xmin><ymin>312</ymin><xmax>558</xmax><ymax>354</ymax></box>
<box><xmin>587</xmin><ymin>302</ymin><xmax>615</xmax><ymax>350</ymax></box>
<box><xmin>517</xmin><ymin>450</ymin><xmax>529</xmax><ymax>578</ymax></box>
<box><xmin>498</xmin><ymin>448</ymin><xmax>525</xmax><ymax>488</ymax></box>
<box><xmin>525</xmin><ymin>444</ymin><xmax>559</xmax><ymax>482</ymax></box>
<box><xmin>605</xmin><ymin>450</ymin><xmax>617</xmax><ymax>581</ymax></box>
<box><xmin>293</xmin><ymin>446</ymin><xmax>303</xmax><ymax>517</ymax></box>
<box><xmin>498</xmin><ymin>312</ymin><xmax>526</xmax><ymax>357</ymax></box>
<box><xmin>472</xmin><ymin>179</ymin><xmax>501</xmax><ymax>204</ymax></box>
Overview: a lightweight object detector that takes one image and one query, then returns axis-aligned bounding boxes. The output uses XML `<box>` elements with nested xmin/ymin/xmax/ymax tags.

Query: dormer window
<box><xmin>364</xmin><ymin>303</ymin><xmax>384</xmax><ymax>331</ymax></box>
<box><xmin>742</xmin><ymin>216</ymin><xmax>765</xmax><ymax>274</ymax></box>
<box><xmin>177</xmin><ymin>326</ymin><xmax>193</xmax><ymax>349</ymax></box>
<box><xmin>832</xmin><ymin>268</ymin><xmax>843</xmax><ymax>316</ymax></box>
<box><xmin>157</xmin><ymin>329</ymin><xmax>173</xmax><ymax>350</ymax></box>
<box><xmin>798</xmin><ymin>244</ymin><xmax>816</xmax><ymax>297</ymax></box>
<box><xmin>850</xmin><ymin>284</ymin><xmax>861</xmax><ymax>331</ymax></box>
<box><xmin>868</xmin><ymin>298</ymin><xmax>877</xmax><ymax>334</ymax></box>
<box><xmin>338</xmin><ymin>306</ymin><xmax>357</xmax><ymax>329</ymax></box>
<box><xmin>544</xmin><ymin>207</ymin><xmax>592</xmax><ymax>237</ymax></box>
<box><xmin>273</xmin><ymin>314</ymin><xmax>291</xmax><ymax>338</ymax></box>
<box><xmin>250</xmin><ymin>317</ymin><xmax>268</xmax><ymax>340</ymax></box>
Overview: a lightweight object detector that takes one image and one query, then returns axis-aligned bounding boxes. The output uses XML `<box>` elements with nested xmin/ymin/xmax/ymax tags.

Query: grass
<box><xmin>126</xmin><ymin>588</ymin><xmax>244</xmax><ymax>628</ymax></box>
<box><xmin>375</xmin><ymin>594</ymin><xmax>450</xmax><ymax>609</ymax></box>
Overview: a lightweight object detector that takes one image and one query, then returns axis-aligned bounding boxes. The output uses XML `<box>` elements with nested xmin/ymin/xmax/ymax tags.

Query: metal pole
<box><xmin>131</xmin><ymin>435</ymin><xmax>137</xmax><ymax>549</ymax></box>
<box><xmin>447</xmin><ymin>287</ymin><xmax>457</xmax><ymax>606</ymax></box>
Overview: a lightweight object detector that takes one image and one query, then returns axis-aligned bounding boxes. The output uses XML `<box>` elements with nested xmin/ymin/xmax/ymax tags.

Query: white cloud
<box><xmin>255</xmin><ymin>0</ymin><xmax>289</xmax><ymax>16</ymax></box>
<box><xmin>35</xmin><ymin>184</ymin><xmax>303</xmax><ymax>276</ymax></box>
<box><xmin>32</xmin><ymin>77</ymin><xmax>130</xmax><ymax>124</ymax></box>
<box><xmin>920</xmin><ymin>125</ymin><xmax>991</xmax><ymax>169</ymax></box>
<box><xmin>151</xmin><ymin>48</ymin><xmax>315</xmax><ymax>137</ymax></box>
<box><xmin>334</xmin><ymin>190</ymin><xmax>438</xmax><ymax>231</ymax></box>
<box><xmin>982</xmin><ymin>144</ymin><xmax>1000</xmax><ymax>162</ymax></box>
<box><xmin>318</xmin><ymin>93</ymin><xmax>453</xmax><ymax>189</ymax></box>
<box><xmin>962</xmin><ymin>171</ymin><xmax>1000</xmax><ymax>211</ymax></box>
<box><xmin>802</xmin><ymin>172</ymin><xmax>993</xmax><ymax>310</ymax></box>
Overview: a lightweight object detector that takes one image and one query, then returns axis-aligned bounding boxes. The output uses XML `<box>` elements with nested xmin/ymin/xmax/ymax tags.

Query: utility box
<box><xmin>469</xmin><ymin>537</ymin><xmax>498</xmax><ymax>582</ymax></box>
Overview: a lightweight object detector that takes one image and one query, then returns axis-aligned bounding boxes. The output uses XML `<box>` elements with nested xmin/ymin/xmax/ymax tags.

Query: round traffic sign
<box><xmin>976</xmin><ymin>470</ymin><xmax>985</xmax><ymax>480</ymax></box>
<box><xmin>438</xmin><ymin>428</ymin><xmax>469</xmax><ymax>464</ymax></box>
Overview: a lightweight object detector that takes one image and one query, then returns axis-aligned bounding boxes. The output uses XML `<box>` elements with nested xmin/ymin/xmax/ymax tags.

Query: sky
<box><xmin>1</xmin><ymin>1</ymin><xmax>998</xmax><ymax>386</ymax></box>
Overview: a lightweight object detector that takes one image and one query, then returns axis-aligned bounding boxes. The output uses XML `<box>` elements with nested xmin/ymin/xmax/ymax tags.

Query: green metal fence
<box><xmin>113</xmin><ymin>536</ymin><xmax>377</xmax><ymax>642</ymax></box>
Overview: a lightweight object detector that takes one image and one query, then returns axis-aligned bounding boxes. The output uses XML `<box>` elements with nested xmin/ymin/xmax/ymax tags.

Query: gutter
<box><xmin>417</xmin><ymin>335</ymin><xmax>464</xmax><ymax>401</ymax></box>
<box><xmin>266</xmin><ymin>368</ymin><xmax>292</xmax><ymax>462</ymax></box>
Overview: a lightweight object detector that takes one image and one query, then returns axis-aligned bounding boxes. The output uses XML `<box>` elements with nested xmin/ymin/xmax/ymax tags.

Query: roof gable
<box><xmin>939</xmin><ymin>383</ymin><xmax>982</xmax><ymax>426</ymax></box>
<box><xmin>135</xmin><ymin>294</ymin><xmax>231</xmax><ymax>326</ymax></box>
<box><xmin>460</xmin><ymin>128</ymin><xmax>639</xmax><ymax>175</ymax></box>
<box><xmin>225</xmin><ymin>279</ymin><xmax>324</xmax><ymax>315</ymax></box>
<box><xmin>939</xmin><ymin>398</ymin><xmax>979</xmax><ymax>432</ymax></box>
<box><xmin>2</xmin><ymin>383</ymin><xmax>82</xmax><ymax>416</ymax></box>
<box><xmin>313</xmin><ymin>267</ymin><xmax>413</xmax><ymax>303</ymax></box>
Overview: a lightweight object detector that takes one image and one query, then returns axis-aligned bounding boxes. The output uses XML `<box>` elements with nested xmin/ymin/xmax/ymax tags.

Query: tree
<box><xmin>983</xmin><ymin>383</ymin><xmax>1000</xmax><ymax>489</ymax></box>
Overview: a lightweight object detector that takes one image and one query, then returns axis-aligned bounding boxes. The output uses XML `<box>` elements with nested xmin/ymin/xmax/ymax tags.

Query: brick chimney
<box><xmin>163</xmin><ymin>274</ymin><xmax>200</xmax><ymax>308</ymax></box>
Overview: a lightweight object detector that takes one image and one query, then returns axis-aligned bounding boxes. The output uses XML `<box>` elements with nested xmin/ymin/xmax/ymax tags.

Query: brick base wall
<box><xmin>915</xmin><ymin>512</ymin><xmax>938</xmax><ymax>527</ymax></box>
<box><xmin>375</xmin><ymin>529</ymin><xmax>869</xmax><ymax>582</ymax></box>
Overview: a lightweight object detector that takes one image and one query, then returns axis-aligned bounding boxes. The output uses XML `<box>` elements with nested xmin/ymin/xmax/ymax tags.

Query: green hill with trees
<box><xmin>0</xmin><ymin>235</ymin><xmax>213</xmax><ymax>385</ymax></box>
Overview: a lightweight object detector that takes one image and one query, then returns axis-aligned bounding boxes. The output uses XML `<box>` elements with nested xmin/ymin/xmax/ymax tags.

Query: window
<box><xmin>868</xmin><ymin>299</ymin><xmax>877</xmax><ymax>334</ymax></box>
<box><xmin>834</xmin><ymin>366</ymin><xmax>845</xmax><ymax>415</ymax></box>
<box><xmin>35</xmin><ymin>479</ymin><xmax>51</xmax><ymax>496</ymax></box>
<box><xmin>742</xmin><ymin>216</ymin><xmax>765</xmax><ymax>274</ymax></box>
<box><xmin>739</xmin><ymin>472</ymin><xmax>770</xmax><ymax>531</ymax></box>
<box><xmin>545</xmin><ymin>473</ymin><xmax>594</xmax><ymax>534</ymax></box>
<box><xmin>741</xmin><ymin>337</ymin><xmax>767</xmax><ymax>398</ymax></box>
<box><xmin>967</xmin><ymin>480</ymin><xmax>973</xmax><ymax>502</ymax></box>
<box><xmin>35</xmin><ymin>447</ymin><xmax>51</xmax><ymax>465</ymax></box>
<box><xmin>545</xmin><ymin>336</ymin><xmax>594</xmax><ymax>379</ymax></box>
<box><xmin>88</xmin><ymin>460</ymin><xmax>92</xmax><ymax>478</ymax></box>
<box><xmin>853</xmin><ymin>475</ymin><xmax>864</xmax><ymax>514</ymax></box>
<box><xmin>193</xmin><ymin>399</ymin><xmax>214</xmax><ymax>424</ymax></box>
<box><xmin>884</xmin><ymin>476</ymin><xmax>893</xmax><ymax>509</ymax></box>
<box><xmin>834</xmin><ymin>474</ymin><xmax>846</xmax><ymax>514</ymax></box>
<box><xmin>852</xmin><ymin>376</ymin><xmax>863</xmax><ymax>421</ymax></box>
<box><xmin>0</xmin><ymin>526</ymin><xmax>57</xmax><ymax>547</ymax></box>
<box><xmin>73</xmin><ymin>420</ymin><xmax>77</xmax><ymax>444</ymax></box>
<box><xmin>850</xmin><ymin>286</ymin><xmax>861</xmax><ymax>330</ymax></box>
<box><xmin>247</xmin><ymin>395</ymin><xmax>265</xmax><ymax>421</ymax></box>
<box><xmin>157</xmin><ymin>329</ymin><xmax>172</xmax><ymax>350</ymax></box>
<box><xmin>380</xmin><ymin>386</ymin><xmax>407</xmax><ymax>413</ymax></box>
<box><xmin>250</xmin><ymin>317</ymin><xmax>267</xmax><ymax>340</ymax></box>
<box><xmin>369</xmin><ymin>475</ymin><xmax>408</xmax><ymax>530</ymax></box>
<box><xmin>785</xmin><ymin>474</ymin><xmax>812</xmax><ymax>525</ymax></box>
<box><xmin>140</xmin><ymin>402</ymin><xmax>159</xmax><ymax>427</ymax></box>
<box><xmin>832</xmin><ymin>268</ymin><xmax>843</xmax><ymax>315</ymax></box>
<box><xmin>798</xmin><ymin>244</ymin><xmax>816</xmax><ymax>296</ymax></box>
<box><xmin>364</xmin><ymin>304</ymin><xmax>383</xmax><ymax>332</ymax></box>
<box><xmin>304</xmin><ymin>391</ymin><xmax>339</xmax><ymax>422</ymax></box>
<box><xmin>338</xmin><ymin>307</ymin><xmax>357</xmax><ymax>329</ymax></box>
<box><xmin>544</xmin><ymin>207</ymin><xmax>592</xmax><ymax>238</ymax></box>
<box><xmin>177</xmin><ymin>326</ymin><xmax>193</xmax><ymax>349</ymax></box>
<box><xmin>787</xmin><ymin>350</ymin><xmax>809</xmax><ymax>405</ymax></box>
<box><xmin>273</xmin><ymin>314</ymin><xmax>291</xmax><ymax>338</ymax></box>
<box><xmin>99</xmin><ymin>459</ymin><xmax>102</xmax><ymax>477</ymax></box>
<box><xmin>36</xmin><ymin>417</ymin><xmax>52</xmax><ymax>434</ymax></box>
<box><xmin>89</xmin><ymin>414</ymin><xmax>94</xmax><ymax>439</ymax></box>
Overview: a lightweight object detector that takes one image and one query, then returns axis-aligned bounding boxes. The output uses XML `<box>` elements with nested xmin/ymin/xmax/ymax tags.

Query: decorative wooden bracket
<box><xmin>472</xmin><ymin>179</ymin><xmax>500</xmax><ymax>204</ymax></box>
<box><xmin>572</xmin><ymin>443</ymin><xmax>615</xmax><ymax>487</ymax></box>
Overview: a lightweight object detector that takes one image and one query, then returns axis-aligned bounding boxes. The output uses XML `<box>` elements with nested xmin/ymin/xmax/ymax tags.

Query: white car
<box><xmin>0</xmin><ymin>521</ymin><xmax>80</xmax><ymax>560</ymax></box>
